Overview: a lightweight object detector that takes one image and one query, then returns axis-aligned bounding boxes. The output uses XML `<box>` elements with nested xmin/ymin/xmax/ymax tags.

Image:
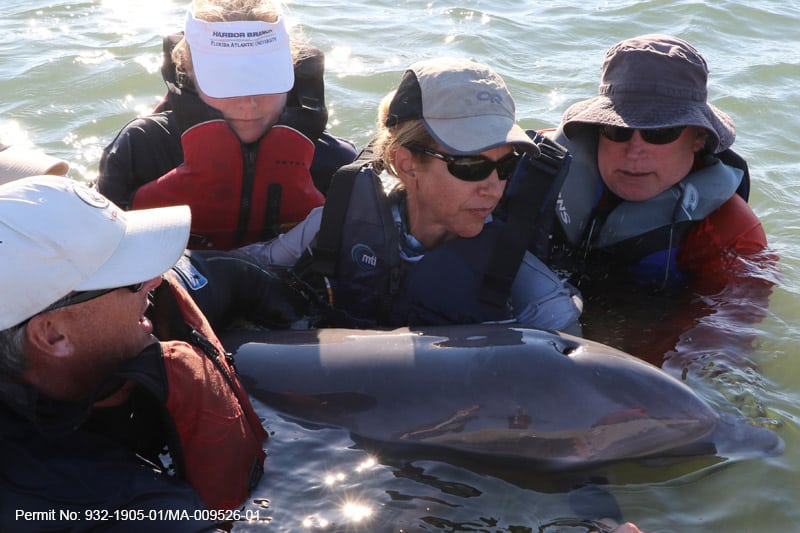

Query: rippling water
<box><xmin>2</xmin><ymin>1</ymin><xmax>799</xmax><ymax>531</ymax></box>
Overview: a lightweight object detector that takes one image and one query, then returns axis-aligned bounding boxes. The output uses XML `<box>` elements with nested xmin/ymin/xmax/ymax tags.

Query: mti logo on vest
<box><xmin>351</xmin><ymin>243</ymin><xmax>378</xmax><ymax>270</ymax></box>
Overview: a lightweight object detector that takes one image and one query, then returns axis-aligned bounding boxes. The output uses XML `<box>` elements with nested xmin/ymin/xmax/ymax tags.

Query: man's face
<box><xmin>23</xmin><ymin>276</ymin><xmax>162</xmax><ymax>401</ymax></box>
<box><xmin>597</xmin><ymin>126</ymin><xmax>708</xmax><ymax>201</ymax></box>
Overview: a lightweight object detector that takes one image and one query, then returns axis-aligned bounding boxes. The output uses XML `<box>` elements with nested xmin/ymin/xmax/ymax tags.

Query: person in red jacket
<box><xmin>515</xmin><ymin>34</ymin><xmax>778</xmax><ymax>369</ymax></box>
<box><xmin>0</xmin><ymin>175</ymin><xmax>269</xmax><ymax>531</ymax></box>
<box><xmin>529</xmin><ymin>34</ymin><xmax>772</xmax><ymax>295</ymax></box>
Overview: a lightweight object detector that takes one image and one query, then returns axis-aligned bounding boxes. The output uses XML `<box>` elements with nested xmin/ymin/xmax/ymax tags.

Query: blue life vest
<box><xmin>542</xmin><ymin>126</ymin><xmax>744</xmax><ymax>287</ymax></box>
<box><xmin>306</xmin><ymin>163</ymin><xmax>516</xmax><ymax>327</ymax></box>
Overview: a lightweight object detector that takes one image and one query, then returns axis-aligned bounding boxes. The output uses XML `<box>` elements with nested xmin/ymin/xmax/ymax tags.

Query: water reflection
<box><xmin>340</xmin><ymin>501</ymin><xmax>373</xmax><ymax>522</ymax></box>
<box><xmin>4</xmin><ymin>1</ymin><xmax>799</xmax><ymax>531</ymax></box>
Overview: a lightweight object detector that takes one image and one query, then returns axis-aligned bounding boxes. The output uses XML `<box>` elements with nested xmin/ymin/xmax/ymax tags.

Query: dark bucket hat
<box><xmin>561</xmin><ymin>34</ymin><xmax>735</xmax><ymax>153</ymax></box>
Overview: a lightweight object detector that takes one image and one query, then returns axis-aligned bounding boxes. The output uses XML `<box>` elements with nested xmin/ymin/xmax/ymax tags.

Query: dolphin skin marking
<box><xmin>223</xmin><ymin>323</ymin><xmax>782</xmax><ymax>468</ymax></box>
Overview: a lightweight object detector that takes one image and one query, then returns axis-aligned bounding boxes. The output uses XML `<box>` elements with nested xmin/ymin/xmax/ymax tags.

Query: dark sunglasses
<box><xmin>599</xmin><ymin>125</ymin><xmax>687</xmax><ymax>145</ymax></box>
<box><xmin>403</xmin><ymin>143</ymin><xmax>521</xmax><ymax>182</ymax></box>
<box><xmin>39</xmin><ymin>282</ymin><xmax>145</xmax><ymax>315</ymax></box>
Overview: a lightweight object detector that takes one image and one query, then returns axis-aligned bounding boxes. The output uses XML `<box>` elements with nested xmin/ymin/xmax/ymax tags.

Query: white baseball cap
<box><xmin>0</xmin><ymin>143</ymin><xmax>69</xmax><ymax>185</ymax></box>
<box><xmin>184</xmin><ymin>9</ymin><xmax>294</xmax><ymax>98</ymax></box>
<box><xmin>0</xmin><ymin>175</ymin><xmax>191</xmax><ymax>329</ymax></box>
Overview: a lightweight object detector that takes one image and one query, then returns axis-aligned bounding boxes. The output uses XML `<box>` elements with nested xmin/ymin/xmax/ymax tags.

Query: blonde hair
<box><xmin>173</xmin><ymin>0</ymin><xmax>308</xmax><ymax>85</ymax></box>
<box><xmin>373</xmin><ymin>90</ymin><xmax>435</xmax><ymax>178</ymax></box>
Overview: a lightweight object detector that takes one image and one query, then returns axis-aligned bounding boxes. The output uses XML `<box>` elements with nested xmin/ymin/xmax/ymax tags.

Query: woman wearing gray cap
<box><xmin>530</xmin><ymin>34</ymin><xmax>770</xmax><ymax>294</ymax></box>
<box><xmin>240</xmin><ymin>57</ymin><xmax>583</xmax><ymax>332</ymax></box>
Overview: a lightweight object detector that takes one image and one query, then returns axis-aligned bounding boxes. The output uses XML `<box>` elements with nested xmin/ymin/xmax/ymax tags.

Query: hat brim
<box><xmin>425</xmin><ymin>118</ymin><xmax>540</xmax><ymax>157</ymax></box>
<box><xmin>192</xmin><ymin>50</ymin><xmax>295</xmax><ymax>98</ymax></box>
<box><xmin>0</xmin><ymin>145</ymin><xmax>69</xmax><ymax>186</ymax></box>
<box><xmin>561</xmin><ymin>95</ymin><xmax>735</xmax><ymax>153</ymax></box>
<box><xmin>76</xmin><ymin>205</ymin><xmax>191</xmax><ymax>291</ymax></box>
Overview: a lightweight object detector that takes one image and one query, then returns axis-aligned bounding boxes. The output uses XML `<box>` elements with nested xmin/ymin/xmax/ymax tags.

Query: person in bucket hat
<box><xmin>97</xmin><ymin>0</ymin><xmax>356</xmax><ymax>250</ymax></box>
<box><xmin>561</xmin><ymin>34</ymin><xmax>735</xmax><ymax>155</ymax></box>
<box><xmin>527</xmin><ymin>34</ymin><xmax>770</xmax><ymax>294</ymax></box>
<box><xmin>0</xmin><ymin>175</ymin><xmax>277</xmax><ymax>528</ymax></box>
<box><xmin>239</xmin><ymin>57</ymin><xmax>584</xmax><ymax>333</ymax></box>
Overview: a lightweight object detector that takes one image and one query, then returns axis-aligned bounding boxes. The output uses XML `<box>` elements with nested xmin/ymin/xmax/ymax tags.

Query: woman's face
<box><xmin>597</xmin><ymin>125</ymin><xmax>707</xmax><ymax>201</ymax></box>
<box><xmin>397</xmin><ymin>144</ymin><xmax>514</xmax><ymax>249</ymax></box>
<box><xmin>198</xmin><ymin>87</ymin><xmax>288</xmax><ymax>144</ymax></box>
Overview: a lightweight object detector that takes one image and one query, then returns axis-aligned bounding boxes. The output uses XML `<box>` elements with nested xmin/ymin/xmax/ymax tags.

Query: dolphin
<box><xmin>223</xmin><ymin>323</ymin><xmax>782</xmax><ymax>469</ymax></box>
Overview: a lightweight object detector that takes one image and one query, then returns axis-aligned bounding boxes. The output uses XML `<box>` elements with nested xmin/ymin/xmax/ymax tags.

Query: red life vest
<box><xmin>159</xmin><ymin>273</ymin><xmax>268</xmax><ymax>510</ymax></box>
<box><xmin>132</xmin><ymin>121</ymin><xmax>324</xmax><ymax>250</ymax></box>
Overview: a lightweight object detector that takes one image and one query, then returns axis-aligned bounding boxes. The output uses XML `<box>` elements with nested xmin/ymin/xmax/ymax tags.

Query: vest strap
<box><xmin>481</xmin><ymin>132</ymin><xmax>572</xmax><ymax>307</ymax></box>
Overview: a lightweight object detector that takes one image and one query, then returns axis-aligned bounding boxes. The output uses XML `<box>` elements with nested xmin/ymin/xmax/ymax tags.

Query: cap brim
<box><xmin>562</xmin><ymin>95</ymin><xmax>735</xmax><ymax>153</ymax></box>
<box><xmin>76</xmin><ymin>205</ymin><xmax>191</xmax><ymax>291</ymax></box>
<box><xmin>192</xmin><ymin>50</ymin><xmax>295</xmax><ymax>98</ymax></box>
<box><xmin>425</xmin><ymin>118</ymin><xmax>540</xmax><ymax>156</ymax></box>
<box><xmin>0</xmin><ymin>145</ymin><xmax>69</xmax><ymax>186</ymax></box>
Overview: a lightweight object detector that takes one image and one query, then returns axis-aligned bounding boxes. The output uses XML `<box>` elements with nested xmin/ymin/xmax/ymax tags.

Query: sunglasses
<box><xmin>403</xmin><ymin>143</ymin><xmax>521</xmax><ymax>182</ymax></box>
<box><xmin>39</xmin><ymin>282</ymin><xmax>145</xmax><ymax>315</ymax></box>
<box><xmin>599</xmin><ymin>125</ymin><xmax>687</xmax><ymax>145</ymax></box>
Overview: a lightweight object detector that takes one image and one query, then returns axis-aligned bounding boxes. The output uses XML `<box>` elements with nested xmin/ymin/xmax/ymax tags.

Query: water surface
<box><xmin>2</xmin><ymin>1</ymin><xmax>799</xmax><ymax>531</ymax></box>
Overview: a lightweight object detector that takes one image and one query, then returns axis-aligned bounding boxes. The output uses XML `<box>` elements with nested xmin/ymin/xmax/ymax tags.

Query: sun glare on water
<box><xmin>341</xmin><ymin>500</ymin><xmax>373</xmax><ymax>522</ymax></box>
<box><xmin>99</xmin><ymin>0</ymin><xmax>183</xmax><ymax>37</ymax></box>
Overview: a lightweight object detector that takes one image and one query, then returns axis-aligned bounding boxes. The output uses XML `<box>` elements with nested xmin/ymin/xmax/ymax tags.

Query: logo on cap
<box><xmin>477</xmin><ymin>90</ymin><xmax>503</xmax><ymax>104</ymax></box>
<box><xmin>72</xmin><ymin>182</ymin><xmax>109</xmax><ymax>209</ymax></box>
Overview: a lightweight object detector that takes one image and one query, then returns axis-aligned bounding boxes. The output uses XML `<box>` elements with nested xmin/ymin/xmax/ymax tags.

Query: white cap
<box><xmin>184</xmin><ymin>9</ymin><xmax>294</xmax><ymax>98</ymax></box>
<box><xmin>0</xmin><ymin>143</ymin><xmax>69</xmax><ymax>185</ymax></box>
<box><xmin>0</xmin><ymin>175</ymin><xmax>191</xmax><ymax>329</ymax></box>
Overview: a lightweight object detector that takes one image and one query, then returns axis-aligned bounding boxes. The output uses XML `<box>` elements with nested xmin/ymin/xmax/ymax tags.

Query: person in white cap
<box><xmin>239</xmin><ymin>57</ymin><xmax>583</xmax><ymax>333</ymax></box>
<box><xmin>0</xmin><ymin>176</ymin><xmax>268</xmax><ymax>529</ymax></box>
<box><xmin>527</xmin><ymin>34</ymin><xmax>771</xmax><ymax>295</ymax></box>
<box><xmin>96</xmin><ymin>0</ymin><xmax>356</xmax><ymax>250</ymax></box>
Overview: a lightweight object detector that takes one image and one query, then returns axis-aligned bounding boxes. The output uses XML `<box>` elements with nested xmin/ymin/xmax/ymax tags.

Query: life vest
<box><xmin>490</xmin><ymin>131</ymin><xmax>571</xmax><ymax>303</ymax></box>
<box><xmin>130</xmin><ymin>34</ymin><xmax>331</xmax><ymax>250</ymax></box>
<box><xmin>306</xmin><ymin>162</ymin><xmax>402</xmax><ymax>326</ymax></box>
<box><xmin>404</xmin><ymin>221</ymin><xmax>516</xmax><ymax>326</ymax></box>
<box><xmin>304</xmin><ymin>162</ymin><xmax>517</xmax><ymax>327</ymax></box>
<box><xmin>544</xmin><ymin>126</ymin><xmax>745</xmax><ymax>287</ymax></box>
<box><xmin>0</xmin><ymin>274</ymin><xmax>267</xmax><ymax>512</ymax></box>
<box><xmin>132</xmin><ymin>121</ymin><xmax>323</xmax><ymax>250</ymax></box>
<box><xmin>140</xmin><ymin>273</ymin><xmax>268</xmax><ymax>510</ymax></box>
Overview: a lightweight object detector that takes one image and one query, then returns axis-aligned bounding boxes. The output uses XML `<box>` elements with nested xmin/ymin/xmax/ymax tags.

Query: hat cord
<box><xmin>661</xmin><ymin>183</ymin><xmax>688</xmax><ymax>289</ymax></box>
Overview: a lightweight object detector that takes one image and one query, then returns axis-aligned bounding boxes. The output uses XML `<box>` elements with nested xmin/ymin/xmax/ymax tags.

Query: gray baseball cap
<box><xmin>384</xmin><ymin>57</ymin><xmax>539</xmax><ymax>156</ymax></box>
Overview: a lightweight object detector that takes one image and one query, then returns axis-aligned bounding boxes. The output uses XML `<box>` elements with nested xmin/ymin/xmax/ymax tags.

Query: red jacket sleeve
<box><xmin>677</xmin><ymin>194</ymin><xmax>773</xmax><ymax>293</ymax></box>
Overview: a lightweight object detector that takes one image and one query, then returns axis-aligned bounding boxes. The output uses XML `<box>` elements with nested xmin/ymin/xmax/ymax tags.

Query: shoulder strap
<box><xmin>278</xmin><ymin>46</ymin><xmax>329</xmax><ymax>141</ymax></box>
<box><xmin>310</xmin><ymin>161</ymin><xmax>362</xmax><ymax>277</ymax></box>
<box><xmin>481</xmin><ymin>132</ymin><xmax>572</xmax><ymax>307</ymax></box>
<box><xmin>715</xmin><ymin>148</ymin><xmax>751</xmax><ymax>201</ymax></box>
<box><xmin>310</xmin><ymin>144</ymin><xmax>376</xmax><ymax>277</ymax></box>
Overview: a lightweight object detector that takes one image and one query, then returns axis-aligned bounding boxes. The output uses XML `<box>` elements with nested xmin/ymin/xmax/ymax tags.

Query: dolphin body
<box><xmin>224</xmin><ymin>324</ymin><xmax>782</xmax><ymax>469</ymax></box>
